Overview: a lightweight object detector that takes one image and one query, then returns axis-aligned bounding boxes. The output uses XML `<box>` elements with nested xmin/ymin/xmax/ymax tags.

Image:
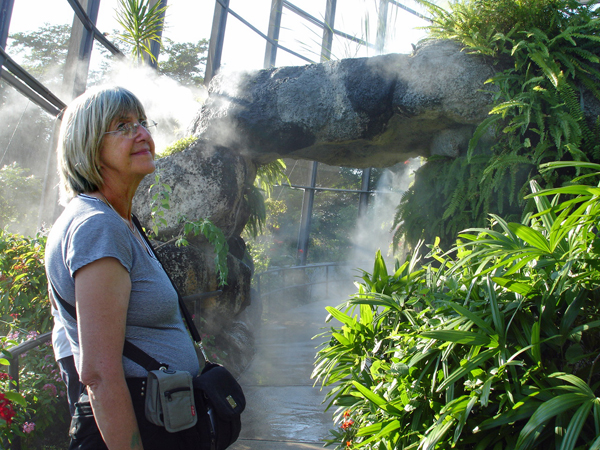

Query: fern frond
<box><xmin>255</xmin><ymin>159</ymin><xmax>290</xmax><ymax>198</ymax></box>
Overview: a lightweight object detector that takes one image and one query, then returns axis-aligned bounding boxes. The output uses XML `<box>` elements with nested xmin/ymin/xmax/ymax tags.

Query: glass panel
<box><xmin>221</xmin><ymin>13</ymin><xmax>268</xmax><ymax>72</ymax></box>
<box><xmin>160</xmin><ymin>1</ymin><xmax>214</xmax><ymax>44</ymax></box>
<box><xmin>284</xmin><ymin>159</ymin><xmax>314</xmax><ymax>186</ymax></box>
<box><xmin>220</xmin><ymin>0</ymin><xmax>271</xmax><ymax>71</ymax></box>
<box><xmin>335</xmin><ymin>0</ymin><xmax>378</xmax><ymax>50</ymax></box>
<box><xmin>316</xmin><ymin>165</ymin><xmax>363</xmax><ymax>191</ymax></box>
<box><xmin>286</xmin><ymin>0</ymin><xmax>326</xmax><ymax>23</ymax></box>
<box><xmin>307</xmin><ymin>190</ymin><xmax>360</xmax><ymax>263</ymax></box>
<box><xmin>276</xmin><ymin>8</ymin><xmax>323</xmax><ymax>66</ymax></box>
<box><xmin>385</xmin><ymin>1</ymin><xmax>431</xmax><ymax>54</ymax></box>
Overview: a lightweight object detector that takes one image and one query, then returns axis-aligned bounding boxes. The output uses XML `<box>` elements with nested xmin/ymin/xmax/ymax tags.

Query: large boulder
<box><xmin>190</xmin><ymin>40</ymin><xmax>497</xmax><ymax>168</ymax></box>
<box><xmin>134</xmin><ymin>140</ymin><xmax>253</xmax><ymax>241</ymax></box>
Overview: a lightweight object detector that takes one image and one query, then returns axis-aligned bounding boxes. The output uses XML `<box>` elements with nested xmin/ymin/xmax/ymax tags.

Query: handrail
<box><xmin>254</xmin><ymin>261</ymin><xmax>364</xmax><ymax>313</ymax></box>
<box><xmin>5</xmin><ymin>332</ymin><xmax>52</xmax><ymax>391</ymax></box>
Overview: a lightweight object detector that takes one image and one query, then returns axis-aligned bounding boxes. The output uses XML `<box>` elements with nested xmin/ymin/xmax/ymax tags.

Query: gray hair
<box><xmin>57</xmin><ymin>86</ymin><xmax>147</xmax><ymax>205</ymax></box>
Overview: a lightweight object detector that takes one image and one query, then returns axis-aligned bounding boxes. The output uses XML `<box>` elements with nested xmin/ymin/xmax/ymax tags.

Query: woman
<box><xmin>45</xmin><ymin>86</ymin><xmax>204</xmax><ymax>449</ymax></box>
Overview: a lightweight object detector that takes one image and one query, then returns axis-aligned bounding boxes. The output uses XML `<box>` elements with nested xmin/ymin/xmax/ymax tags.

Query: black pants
<box><xmin>58</xmin><ymin>355</ymin><xmax>84</xmax><ymax>416</ymax></box>
<box><xmin>68</xmin><ymin>379</ymin><xmax>213</xmax><ymax>450</ymax></box>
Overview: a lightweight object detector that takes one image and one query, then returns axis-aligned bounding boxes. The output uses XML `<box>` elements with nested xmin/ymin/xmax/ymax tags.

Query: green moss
<box><xmin>156</xmin><ymin>135</ymin><xmax>198</xmax><ymax>159</ymax></box>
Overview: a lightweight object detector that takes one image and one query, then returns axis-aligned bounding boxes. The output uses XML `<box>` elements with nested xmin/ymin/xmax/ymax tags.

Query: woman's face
<box><xmin>98</xmin><ymin>111</ymin><xmax>156</xmax><ymax>186</ymax></box>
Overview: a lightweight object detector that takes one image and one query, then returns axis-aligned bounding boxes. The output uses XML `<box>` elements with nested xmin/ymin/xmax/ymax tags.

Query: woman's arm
<box><xmin>75</xmin><ymin>257</ymin><xmax>143</xmax><ymax>450</ymax></box>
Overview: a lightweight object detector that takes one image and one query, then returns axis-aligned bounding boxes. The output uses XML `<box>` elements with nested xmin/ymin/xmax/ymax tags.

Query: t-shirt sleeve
<box><xmin>65</xmin><ymin>212</ymin><xmax>133</xmax><ymax>276</ymax></box>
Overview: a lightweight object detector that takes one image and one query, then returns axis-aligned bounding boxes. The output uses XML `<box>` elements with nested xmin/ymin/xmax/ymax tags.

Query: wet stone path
<box><xmin>229</xmin><ymin>296</ymin><xmax>338</xmax><ymax>450</ymax></box>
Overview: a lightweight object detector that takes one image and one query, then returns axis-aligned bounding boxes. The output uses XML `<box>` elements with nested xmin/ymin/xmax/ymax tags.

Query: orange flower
<box><xmin>341</xmin><ymin>419</ymin><xmax>354</xmax><ymax>430</ymax></box>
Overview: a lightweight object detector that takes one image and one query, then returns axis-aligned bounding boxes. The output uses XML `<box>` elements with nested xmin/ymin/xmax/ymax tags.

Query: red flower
<box><xmin>341</xmin><ymin>419</ymin><xmax>354</xmax><ymax>430</ymax></box>
<box><xmin>0</xmin><ymin>393</ymin><xmax>16</xmax><ymax>425</ymax></box>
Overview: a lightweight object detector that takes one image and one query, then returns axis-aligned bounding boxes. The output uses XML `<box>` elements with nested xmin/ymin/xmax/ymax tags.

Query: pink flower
<box><xmin>43</xmin><ymin>383</ymin><xmax>58</xmax><ymax>397</ymax></box>
<box><xmin>26</xmin><ymin>331</ymin><xmax>39</xmax><ymax>340</ymax></box>
<box><xmin>23</xmin><ymin>422</ymin><xmax>35</xmax><ymax>433</ymax></box>
<box><xmin>6</xmin><ymin>331</ymin><xmax>19</xmax><ymax>341</ymax></box>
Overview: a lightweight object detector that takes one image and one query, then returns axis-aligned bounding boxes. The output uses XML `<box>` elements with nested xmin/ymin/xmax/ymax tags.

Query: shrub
<box><xmin>0</xmin><ymin>230</ymin><xmax>69</xmax><ymax>448</ymax></box>
<box><xmin>314</xmin><ymin>161</ymin><xmax>600</xmax><ymax>449</ymax></box>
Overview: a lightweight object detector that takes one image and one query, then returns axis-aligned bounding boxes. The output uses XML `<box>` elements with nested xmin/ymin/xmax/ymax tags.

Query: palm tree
<box><xmin>115</xmin><ymin>0</ymin><xmax>168</xmax><ymax>65</ymax></box>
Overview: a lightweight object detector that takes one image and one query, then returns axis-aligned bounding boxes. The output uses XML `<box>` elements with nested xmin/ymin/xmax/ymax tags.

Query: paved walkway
<box><xmin>229</xmin><ymin>296</ymin><xmax>338</xmax><ymax>449</ymax></box>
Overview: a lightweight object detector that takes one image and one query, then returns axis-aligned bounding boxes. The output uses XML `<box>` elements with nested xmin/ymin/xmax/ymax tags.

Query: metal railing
<box><xmin>3</xmin><ymin>332</ymin><xmax>52</xmax><ymax>450</ymax></box>
<box><xmin>5</xmin><ymin>332</ymin><xmax>52</xmax><ymax>391</ymax></box>
<box><xmin>254</xmin><ymin>261</ymin><xmax>365</xmax><ymax>315</ymax></box>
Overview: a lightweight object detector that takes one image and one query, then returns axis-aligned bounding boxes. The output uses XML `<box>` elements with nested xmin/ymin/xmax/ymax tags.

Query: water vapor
<box><xmin>351</xmin><ymin>158</ymin><xmax>421</xmax><ymax>269</ymax></box>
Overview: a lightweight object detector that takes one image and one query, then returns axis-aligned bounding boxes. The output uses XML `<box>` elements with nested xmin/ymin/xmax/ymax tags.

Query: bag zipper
<box><xmin>164</xmin><ymin>386</ymin><xmax>191</xmax><ymax>401</ymax></box>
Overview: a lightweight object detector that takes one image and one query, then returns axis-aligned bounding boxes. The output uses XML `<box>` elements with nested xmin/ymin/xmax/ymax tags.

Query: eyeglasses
<box><xmin>102</xmin><ymin>120</ymin><xmax>157</xmax><ymax>139</ymax></box>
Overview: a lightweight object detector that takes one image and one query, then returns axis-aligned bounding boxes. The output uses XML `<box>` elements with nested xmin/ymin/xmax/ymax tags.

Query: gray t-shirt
<box><xmin>46</xmin><ymin>194</ymin><xmax>200</xmax><ymax>378</ymax></box>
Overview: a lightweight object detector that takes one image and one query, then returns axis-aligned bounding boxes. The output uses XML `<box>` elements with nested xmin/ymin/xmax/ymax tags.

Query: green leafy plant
<box><xmin>244</xmin><ymin>160</ymin><xmax>290</xmax><ymax>239</ymax></box>
<box><xmin>395</xmin><ymin>0</ymin><xmax>600</xmax><ymax>251</ymax></box>
<box><xmin>177</xmin><ymin>217</ymin><xmax>229</xmax><ymax>287</ymax></box>
<box><xmin>0</xmin><ymin>231</ymin><xmax>69</xmax><ymax>448</ymax></box>
<box><xmin>115</xmin><ymin>0</ymin><xmax>169</xmax><ymax>64</ymax></box>
<box><xmin>148</xmin><ymin>170</ymin><xmax>229</xmax><ymax>286</ymax></box>
<box><xmin>314</xmin><ymin>161</ymin><xmax>600</xmax><ymax>449</ymax></box>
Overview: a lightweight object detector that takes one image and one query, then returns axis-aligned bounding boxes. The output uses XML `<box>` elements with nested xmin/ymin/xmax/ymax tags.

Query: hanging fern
<box><xmin>244</xmin><ymin>159</ymin><xmax>290</xmax><ymax>239</ymax></box>
<box><xmin>395</xmin><ymin>0</ymin><xmax>600</xmax><ymax>250</ymax></box>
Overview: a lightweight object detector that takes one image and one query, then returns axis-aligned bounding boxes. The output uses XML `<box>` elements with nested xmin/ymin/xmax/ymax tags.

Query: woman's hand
<box><xmin>75</xmin><ymin>257</ymin><xmax>143</xmax><ymax>450</ymax></box>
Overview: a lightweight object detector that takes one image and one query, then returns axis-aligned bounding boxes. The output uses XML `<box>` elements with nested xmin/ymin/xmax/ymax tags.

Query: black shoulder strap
<box><xmin>131</xmin><ymin>214</ymin><xmax>202</xmax><ymax>344</ymax></box>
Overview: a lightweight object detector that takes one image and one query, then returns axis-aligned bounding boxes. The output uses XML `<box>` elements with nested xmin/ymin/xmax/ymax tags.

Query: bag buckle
<box><xmin>195</xmin><ymin>341</ymin><xmax>211</xmax><ymax>364</ymax></box>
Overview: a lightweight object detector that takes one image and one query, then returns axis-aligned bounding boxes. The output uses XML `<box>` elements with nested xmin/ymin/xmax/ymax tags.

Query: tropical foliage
<box><xmin>394</xmin><ymin>0</ymin><xmax>600</xmax><ymax>250</ymax></box>
<box><xmin>244</xmin><ymin>159</ymin><xmax>290</xmax><ymax>239</ymax></box>
<box><xmin>313</xmin><ymin>161</ymin><xmax>600</xmax><ymax>449</ymax></box>
<box><xmin>0</xmin><ymin>231</ymin><xmax>69</xmax><ymax>448</ymax></box>
<box><xmin>115</xmin><ymin>0</ymin><xmax>169</xmax><ymax>64</ymax></box>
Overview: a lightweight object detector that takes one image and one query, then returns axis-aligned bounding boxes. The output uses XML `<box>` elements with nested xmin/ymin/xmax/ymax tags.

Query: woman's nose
<box><xmin>133</xmin><ymin>123</ymin><xmax>152</xmax><ymax>140</ymax></box>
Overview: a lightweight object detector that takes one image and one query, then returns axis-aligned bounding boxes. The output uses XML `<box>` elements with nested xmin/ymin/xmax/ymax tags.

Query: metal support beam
<box><xmin>63</xmin><ymin>0</ymin><xmax>100</xmax><ymax>102</ymax></box>
<box><xmin>0</xmin><ymin>0</ymin><xmax>13</xmax><ymax>48</ymax></box>
<box><xmin>0</xmin><ymin>0</ymin><xmax>14</xmax><ymax>78</ymax></box>
<box><xmin>66</xmin><ymin>0</ymin><xmax>124</xmax><ymax>55</ymax></box>
<box><xmin>320</xmin><ymin>0</ymin><xmax>337</xmax><ymax>62</ymax></box>
<box><xmin>144</xmin><ymin>0</ymin><xmax>168</xmax><ymax>68</ymax></box>
<box><xmin>358</xmin><ymin>168</ymin><xmax>371</xmax><ymax>217</ymax></box>
<box><xmin>389</xmin><ymin>0</ymin><xmax>431</xmax><ymax>22</ymax></box>
<box><xmin>376</xmin><ymin>0</ymin><xmax>389</xmax><ymax>54</ymax></box>
<box><xmin>204</xmin><ymin>0</ymin><xmax>229</xmax><ymax>86</ymax></box>
<box><xmin>264</xmin><ymin>0</ymin><xmax>283</xmax><ymax>68</ymax></box>
<box><xmin>297</xmin><ymin>161</ymin><xmax>318</xmax><ymax>265</ymax></box>
<box><xmin>0</xmin><ymin>48</ymin><xmax>66</xmax><ymax>114</ymax></box>
<box><xmin>38</xmin><ymin>120</ymin><xmax>63</xmax><ymax>229</ymax></box>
